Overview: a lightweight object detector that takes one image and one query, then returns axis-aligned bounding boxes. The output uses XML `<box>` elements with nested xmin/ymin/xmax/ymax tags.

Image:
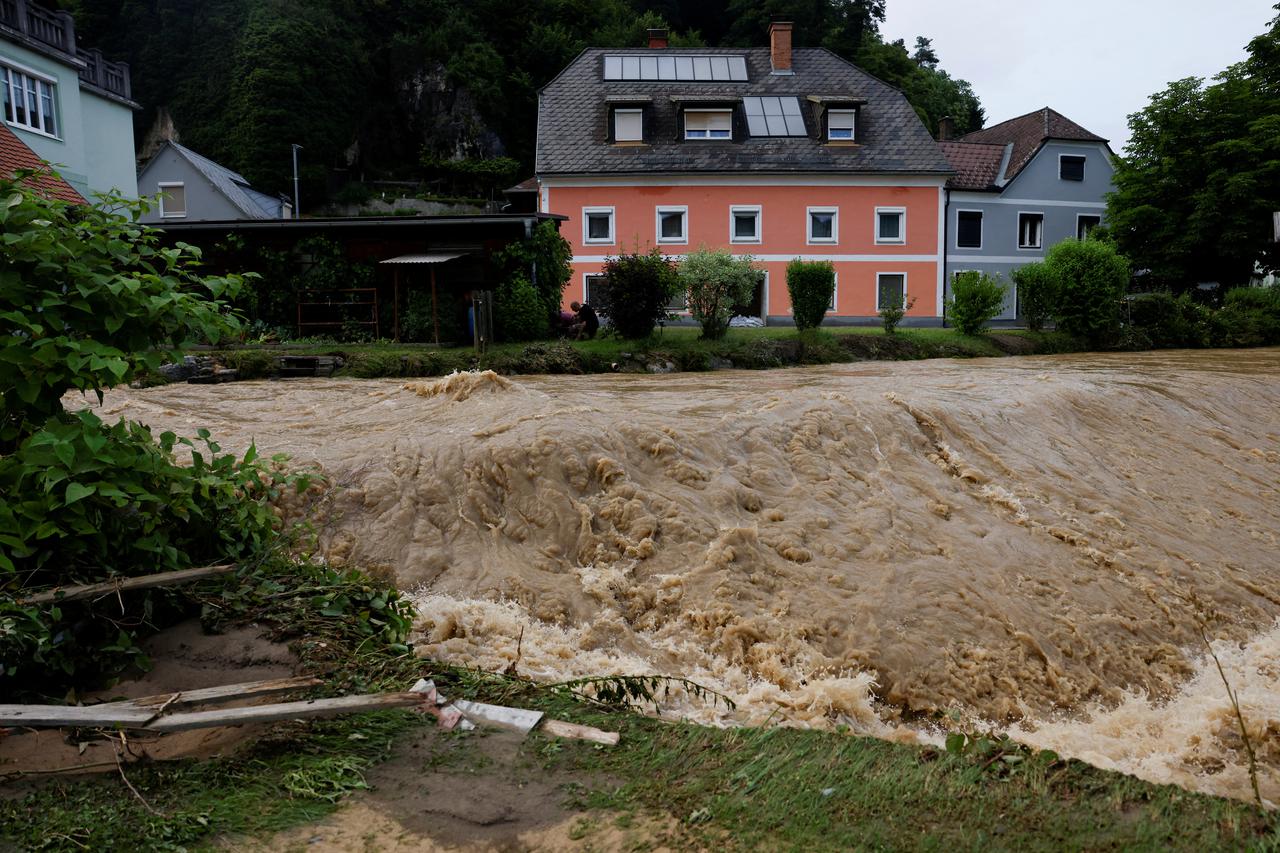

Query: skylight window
<box><xmin>603</xmin><ymin>54</ymin><xmax>748</xmax><ymax>82</ymax></box>
<box><xmin>743</xmin><ymin>97</ymin><xmax>806</xmax><ymax>137</ymax></box>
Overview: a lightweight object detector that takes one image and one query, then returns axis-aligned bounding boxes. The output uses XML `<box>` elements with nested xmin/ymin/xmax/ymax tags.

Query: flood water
<box><xmin>87</xmin><ymin>349</ymin><xmax>1280</xmax><ymax>806</ymax></box>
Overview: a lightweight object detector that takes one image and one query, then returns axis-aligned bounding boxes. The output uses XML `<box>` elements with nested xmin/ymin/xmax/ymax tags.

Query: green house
<box><xmin>0</xmin><ymin>1</ymin><xmax>137</xmax><ymax>202</ymax></box>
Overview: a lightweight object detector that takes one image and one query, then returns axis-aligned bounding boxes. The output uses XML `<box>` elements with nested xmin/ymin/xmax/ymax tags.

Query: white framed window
<box><xmin>955</xmin><ymin>210</ymin><xmax>983</xmax><ymax>249</ymax></box>
<box><xmin>684</xmin><ymin>108</ymin><xmax>731</xmax><ymax>139</ymax></box>
<box><xmin>584</xmin><ymin>273</ymin><xmax>608</xmax><ymax>305</ymax></box>
<box><xmin>729</xmin><ymin>205</ymin><xmax>761</xmax><ymax>243</ymax></box>
<box><xmin>876</xmin><ymin>273</ymin><xmax>907</xmax><ymax>312</ymax></box>
<box><xmin>1018</xmin><ymin>212</ymin><xmax>1044</xmax><ymax>250</ymax></box>
<box><xmin>1076</xmin><ymin>214</ymin><xmax>1101</xmax><ymax>240</ymax></box>
<box><xmin>614</xmin><ymin>109</ymin><xmax>643</xmax><ymax>143</ymax></box>
<box><xmin>158</xmin><ymin>182</ymin><xmax>187</xmax><ymax>218</ymax></box>
<box><xmin>582</xmin><ymin>206</ymin><xmax>614</xmax><ymax>244</ymax></box>
<box><xmin>1059</xmin><ymin>154</ymin><xmax>1086</xmax><ymax>182</ymax></box>
<box><xmin>827</xmin><ymin>109</ymin><xmax>855</xmax><ymax>140</ymax></box>
<box><xmin>656</xmin><ymin>206</ymin><xmax>687</xmax><ymax>243</ymax></box>
<box><xmin>875</xmin><ymin>207</ymin><xmax>906</xmax><ymax>244</ymax></box>
<box><xmin>807</xmin><ymin>207</ymin><xmax>838</xmax><ymax>244</ymax></box>
<box><xmin>2</xmin><ymin>61</ymin><xmax>58</xmax><ymax>137</ymax></box>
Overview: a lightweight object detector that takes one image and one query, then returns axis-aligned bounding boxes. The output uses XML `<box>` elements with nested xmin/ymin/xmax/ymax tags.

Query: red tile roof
<box><xmin>0</xmin><ymin>123</ymin><xmax>86</xmax><ymax>204</ymax></box>
<box><xmin>952</xmin><ymin>107</ymin><xmax>1106</xmax><ymax>185</ymax></box>
<box><xmin>938</xmin><ymin>141</ymin><xmax>1006</xmax><ymax>191</ymax></box>
<box><xmin>505</xmin><ymin>177</ymin><xmax>540</xmax><ymax>193</ymax></box>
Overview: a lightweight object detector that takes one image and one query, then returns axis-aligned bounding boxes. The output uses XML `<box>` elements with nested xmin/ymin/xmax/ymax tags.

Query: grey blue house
<box><xmin>1</xmin><ymin>0</ymin><xmax>138</xmax><ymax>201</ymax></box>
<box><xmin>137</xmin><ymin>140</ymin><xmax>292</xmax><ymax>223</ymax></box>
<box><xmin>939</xmin><ymin>108</ymin><xmax>1114</xmax><ymax>320</ymax></box>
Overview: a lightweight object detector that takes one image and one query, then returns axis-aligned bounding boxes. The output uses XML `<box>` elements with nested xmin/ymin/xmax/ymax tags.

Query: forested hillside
<box><xmin>64</xmin><ymin>0</ymin><xmax>984</xmax><ymax>209</ymax></box>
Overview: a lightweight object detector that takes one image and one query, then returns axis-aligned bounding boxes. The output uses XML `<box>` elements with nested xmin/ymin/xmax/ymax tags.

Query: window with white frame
<box><xmin>1060</xmin><ymin>155</ymin><xmax>1086</xmax><ymax>181</ymax></box>
<box><xmin>807</xmin><ymin>207</ymin><xmax>837</xmax><ymax>243</ymax></box>
<box><xmin>876</xmin><ymin>273</ymin><xmax>906</xmax><ymax>311</ymax></box>
<box><xmin>730</xmin><ymin>205</ymin><xmax>761</xmax><ymax>243</ymax></box>
<box><xmin>684</xmin><ymin>109</ymin><xmax>731</xmax><ymax>139</ymax></box>
<box><xmin>1018</xmin><ymin>212</ymin><xmax>1043</xmax><ymax>249</ymax></box>
<box><xmin>956</xmin><ymin>210</ymin><xmax>983</xmax><ymax>249</ymax></box>
<box><xmin>2</xmin><ymin>62</ymin><xmax>57</xmax><ymax>136</ymax></box>
<box><xmin>158</xmin><ymin>182</ymin><xmax>187</xmax><ymax>218</ymax></box>
<box><xmin>613</xmin><ymin>108</ymin><xmax>643</xmax><ymax>142</ymax></box>
<box><xmin>827</xmin><ymin>109</ymin><xmax>855</xmax><ymax>140</ymax></box>
<box><xmin>875</xmin><ymin>207</ymin><xmax>905</xmax><ymax>244</ymax></box>
<box><xmin>1077</xmin><ymin>214</ymin><xmax>1101</xmax><ymax>240</ymax></box>
<box><xmin>584</xmin><ymin>274</ymin><xmax>609</xmax><ymax>306</ymax></box>
<box><xmin>583</xmin><ymin>207</ymin><xmax>614</xmax><ymax>244</ymax></box>
<box><xmin>656</xmin><ymin>206</ymin><xmax>687</xmax><ymax>243</ymax></box>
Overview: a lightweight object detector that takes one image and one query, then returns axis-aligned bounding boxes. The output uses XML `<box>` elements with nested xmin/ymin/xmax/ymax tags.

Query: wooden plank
<box><xmin>20</xmin><ymin>564</ymin><xmax>237</xmax><ymax>605</ymax></box>
<box><xmin>121</xmin><ymin>677</ymin><xmax>324</xmax><ymax>710</ymax></box>
<box><xmin>143</xmin><ymin>691</ymin><xmax>426</xmax><ymax>732</ymax></box>
<box><xmin>540</xmin><ymin>718</ymin><xmax>620</xmax><ymax>746</ymax></box>
<box><xmin>0</xmin><ymin>704</ymin><xmax>155</xmax><ymax>728</ymax></box>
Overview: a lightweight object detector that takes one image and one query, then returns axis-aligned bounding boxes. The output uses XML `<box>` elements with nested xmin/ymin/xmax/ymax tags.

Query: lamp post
<box><xmin>291</xmin><ymin>144</ymin><xmax>303</xmax><ymax>217</ymax></box>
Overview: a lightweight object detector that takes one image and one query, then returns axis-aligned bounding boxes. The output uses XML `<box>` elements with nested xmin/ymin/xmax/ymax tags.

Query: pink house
<box><xmin>534</xmin><ymin>24</ymin><xmax>953</xmax><ymax>323</ymax></box>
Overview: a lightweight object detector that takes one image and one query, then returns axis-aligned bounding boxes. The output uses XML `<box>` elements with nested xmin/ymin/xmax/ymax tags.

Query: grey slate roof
<box><xmin>161</xmin><ymin>141</ymin><xmax>284</xmax><ymax>219</ymax></box>
<box><xmin>536</xmin><ymin>47</ymin><xmax>951</xmax><ymax>176</ymax></box>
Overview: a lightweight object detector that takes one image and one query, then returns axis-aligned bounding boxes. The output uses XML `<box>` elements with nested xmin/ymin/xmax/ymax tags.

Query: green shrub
<box><xmin>1045</xmin><ymin>239</ymin><xmax>1129</xmax><ymax>344</ymax></box>
<box><xmin>596</xmin><ymin>249</ymin><xmax>681</xmax><ymax>339</ymax></box>
<box><xmin>681</xmin><ymin>248</ymin><xmax>759</xmax><ymax>340</ymax></box>
<box><xmin>492</xmin><ymin>220</ymin><xmax>572</xmax><ymax>319</ymax></box>
<box><xmin>946</xmin><ymin>271</ymin><xmax>1006</xmax><ymax>336</ymax></box>
<box><xmin>786</xmin><ymin>260</ymin><xmax>836</xmax><ymax>331</ymax></box>
<box><xmin>1125</xmin><ymin>292</ymin><xmax>1218</xmax><ymax>349</ymax></box>
<box><xmin>1011</xmin><ymin>262</ymin><xmax>1058</xmax><ymax>331</ymax></box>
<box><xmin>1218</xmin><ymin>287</ymin><xmax>1280</xmax><ymax>346</ymax></box>
<box><xmin>879</xmin><ymin>293</ymin><xmax>916</xmax><ymax>334</ymax></box>
<box><xmin>495</xmin><ymin>274</ymin><xmax>548</xmax><ymax>342</ymax></box>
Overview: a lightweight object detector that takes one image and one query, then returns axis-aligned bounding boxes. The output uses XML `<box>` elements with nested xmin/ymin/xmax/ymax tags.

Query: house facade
<box><xmin>939</xmin><ymin>108</ymin><xmax>1115</xmax><ymax>319</ymax></box>
<box><xmin>0</xmin><ymin>1</ymin><xmax>137</xmax><ymax>201</ymax></box>
<box><xmin>137</xmin><ymin>141</ymin><xmax>292</xmax><ymax>223</ymax></box>
<box><xmin>535</xmin><ymin>24</ymin><xmax>953</xmax><ymax>323</ymax></box>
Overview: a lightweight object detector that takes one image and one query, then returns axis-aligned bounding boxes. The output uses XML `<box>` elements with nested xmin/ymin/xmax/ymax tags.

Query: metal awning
<box><xmin>379</xmin><ymin>252</ymin><xmax>466</xmax><ymax>265</ymax></box>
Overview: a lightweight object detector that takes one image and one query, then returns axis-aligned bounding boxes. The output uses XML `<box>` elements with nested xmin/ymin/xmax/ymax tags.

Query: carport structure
<box><xmin>380</xmin><ymin>252</ymin><xmax>467</xmax><ymax>344</ymax></box>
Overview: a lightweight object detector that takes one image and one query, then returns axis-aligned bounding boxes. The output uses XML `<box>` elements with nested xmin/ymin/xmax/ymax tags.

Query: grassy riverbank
<box><xmin>190</xmin><ymin>326</ymin><xmax>1085</xmax><ymax>382</ymax></box>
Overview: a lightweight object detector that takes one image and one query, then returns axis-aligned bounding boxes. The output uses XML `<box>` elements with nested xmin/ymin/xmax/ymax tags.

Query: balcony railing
<box><xmin>0</xmin><ymin>0</ymin><xmax>133</xmax><ymax>100</ymax></box>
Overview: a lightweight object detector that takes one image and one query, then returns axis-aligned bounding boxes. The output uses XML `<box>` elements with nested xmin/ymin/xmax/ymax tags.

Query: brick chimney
<box><xmin>769</xmin><ymin>20</ymin><xmax>793</xmax><ymax>73</ymax></box>
<box><xmin>648</xmin><ymin>28</ymin><xmax>668</xmax><ymax>49</ymax></box>
<box><xmin>938</xmin><ymin>116</ymin><xmax>955</xmax><ymax>141</ymax></box>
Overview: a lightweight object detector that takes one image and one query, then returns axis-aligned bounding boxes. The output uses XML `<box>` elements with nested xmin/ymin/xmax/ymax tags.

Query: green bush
<box><xmin>596</xmin><ymin>249</ymin><xmax>681</xmax><ymax>339</ymax></box>
<box><xmin>946</xmin><ymin>271</ymin><xmax>1006</xmax><ymax>336</ymax></box>
<box><xmin>1045</xmin><ymin>239</ymin><xmax>1129</xmax><ymax>344</ymax></box>
<box><xmin>681</xmin><ymin>248</ymin><xmax>759</xmax><ymax>340</ymax></box>
<box><xmin>1011</xmin><ymin>262</ymin><xmax>1058</xmax><ymax>331</ymax></box>
<box><xmin>879</xmin><ymin>293</ymin><xmax>916</xmax><ymax>334</ymax></box>
<box><xmin>1125</xmin><ymin>292</ymin><xmax>1216</xmax><ymax>349</ymax></box>
<box><xmin>786</xmin><ymin>260</ymin><xmax>836</xmax><ymax>331</ymax></box>
<box><xmin>1219</xmin><ymin>287</ymin><xmax>1280</xmax><ymax>346</ymax></box>
<box><xmin>495</xmin><ymin>274</ymin><xmax>549</xmax><ymax>342</ymax></box>
<box><xmin>493</xmin><ymin>220</ymin><xmax>572</xmax><ymax>319</ymax></box>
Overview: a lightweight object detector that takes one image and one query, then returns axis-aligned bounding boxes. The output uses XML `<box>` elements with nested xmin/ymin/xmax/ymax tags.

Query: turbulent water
<box><xmin>88</xmin><ymin>350</ymin><xmax>1280</xmax><ymax>806</ymax></box>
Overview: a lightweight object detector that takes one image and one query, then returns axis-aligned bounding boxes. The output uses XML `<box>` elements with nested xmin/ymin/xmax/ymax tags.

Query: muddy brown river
<box><xmin>86</xmin><ymin>349</ymin><xmax>1280</xmax><ymax>806</ymax></box>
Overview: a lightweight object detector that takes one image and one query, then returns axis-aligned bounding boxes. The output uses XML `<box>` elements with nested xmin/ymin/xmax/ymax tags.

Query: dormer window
<box><xmin>614</xmin><ymin>109</ymin><xmax>643</xmax><ymax>143</ymax></box>
<box><xmin>827</xmin><ymin>110</ymin><xmax>856</xmax><ymax>140</ymax></box>
<box><xmin>684</xmin><ymin>109</ymin><xmax>732</xmax><ymax>140</ymax></box>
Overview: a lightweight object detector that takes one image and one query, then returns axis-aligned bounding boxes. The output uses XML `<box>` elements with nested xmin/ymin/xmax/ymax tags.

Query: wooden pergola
<box><xmin>379</xmin><ymin>253</ymin><xmax>467</xmax><ymax>344</ymax></box>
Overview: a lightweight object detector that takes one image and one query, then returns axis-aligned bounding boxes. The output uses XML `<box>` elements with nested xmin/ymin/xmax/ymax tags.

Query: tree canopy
<box><xmin>1107</xmin><ymin>5</ymin><xmax>1280</xmax><ymax>290</ymax></box>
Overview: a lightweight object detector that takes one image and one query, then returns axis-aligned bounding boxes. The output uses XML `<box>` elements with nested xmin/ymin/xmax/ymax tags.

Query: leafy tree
<box><xmin>786</xmin><ymin>259</ymin><xmax>836</xmax><ymax>331</ymax></box>
<box><xmin>1045</xmin><ymin>239</ymin><xmax>1129</xmax><ymax>343</ymax></box>
<box><xmin>596</xmin><ymin>249</ymin><xmax>681</xmax><ymax>339</ymax></box>
<box><xmin>1107</xmin><ymin>5</ymin><xmax>1280</xmax><ymax>290</ymax></box>
<box><xmin>493</xmin><ymin>220</ymin><xmax>573</xmax><ymax>320</ymax></box>
<box><xmin>946</xmin><ymin>271</ymin><xmax>1006</xmax><ymax>336</ymax></box>
<box><xmin>680</xmin><ymin>248</ymin><xmax>759</xmax><ymax>340</ymax></box>
<box><xmin>912</xmin><ymin>36</ymin><xmax>939</xmax><ymax>69</ymax></box>
<box><xmin>1011</xmin><ymin>262</ymin><xmax>1058</xmax><ymax>331</ymax></box>
<box><xmin>494</xmin><ymin>274</ymin><xmax>548</xmax><ymax>341</ymax></box>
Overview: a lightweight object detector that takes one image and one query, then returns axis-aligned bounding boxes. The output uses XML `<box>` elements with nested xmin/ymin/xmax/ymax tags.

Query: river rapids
<box><xmin>87</xmin><ymin>349</ymin><xmax>1280</xmax><ymax>806</ymax></box>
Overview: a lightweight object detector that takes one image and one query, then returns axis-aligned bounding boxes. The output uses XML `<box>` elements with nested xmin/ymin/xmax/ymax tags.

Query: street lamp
<box><xmin>291</xmin><ymin>144</ymin><xmax>303</xmax><ymax>217</ymax></box>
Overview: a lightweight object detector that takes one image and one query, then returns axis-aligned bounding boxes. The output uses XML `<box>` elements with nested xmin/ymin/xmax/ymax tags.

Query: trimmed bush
<box><xmin>947</xmin><ymin>271</ymin><xmax>1006</xmax><ymax>336</ymax></box>
<box><xmin>879</xmin><ymin>293</ymin><xmax>916</xmax><ymax>334</ymax></box>
<box><xmin>1045</xmin><ymin>239</ymin><xmax>1129</xmax><ymax>344</ymax></box>
<box><xmin>1011</xmin><ymin>262</ymin><xmax>1058</xmax><ymax>331</ymax></box>
<box><xmin>681</xmin><ymin>248</ymin><xmax>760</xmax><ymax>340</ymax></box>
<box><xmin>495</xmin><ymin>274</ymin><xmax>548</xmax><ymax>342</ymax></box>
<box><xmin>787</xmin><ymin>260</ymin><xmax>836</xmax><ymax>331</ymax></box>
<box><xmin>596</xmin><ymin>249</ymin><xmax>681</xmax><ymax>339</ymax></box>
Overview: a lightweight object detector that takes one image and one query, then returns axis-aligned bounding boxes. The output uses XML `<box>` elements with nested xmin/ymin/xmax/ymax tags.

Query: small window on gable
<box><xmin>875</xmin><ymin>207</ymin><xmax>905</xmax><ymax>244</ymax></box>
<box><xmin>614</xmin><ymin>109</ymin><xmax>643</xmax><ymax>143</ymax></box>
<box><xmin>1018</xmin><ymin>212</ymin><xmax>1043</xmax><ymax>249</ymax></box>
<box><xmin>159</xmin><ymin>183</ymin><xmax>187</xmax><ymax>218</ymax></box>
<box><xmin>1077</xmin><ymin>214</ymin><xmax>1101</xmax><ymax>240</ymax></box>
<box><xmin>956</xmin><ymin>211</ymin><xmax>982</xmax><ymax>249</ymax></box>
<box><xmin>730</xmin><ymin>206</ymin><xmax>761</xmax><ymax>243</ymax></box>
<box><xmin>583</xmin><ymin>207</ymin><xmax>614</xmax><ymax>244</ymax></box>
<box><xmin>684</xmin><ymin>109</ymin><xmax>731</xmax><ymax>140</ymax></box>
<box><xmin>827</xmin><ymin>109</ymin><xmax>856</xmax><ymax>141</ymax></box>
<box><xmin>1060</xmin><ymin>155</ymin><xmax>1086</xmax><ymax>181</ymax></box>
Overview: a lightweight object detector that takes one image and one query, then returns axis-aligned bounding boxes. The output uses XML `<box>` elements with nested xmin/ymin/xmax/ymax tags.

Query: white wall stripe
<box><xmin>571</xmin><ymin>253</ymin><xmax>939</xmax><ymax>264</ymax></box>
<box><xmin>946</xmin><ymin>194</ymin><xmax>1106</xmax><ymax>208</ymax></box>
<box><xmin>945</xmin><ymin>255</ymin><xmax>1042</xmax><ymax>264</ymax></box>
